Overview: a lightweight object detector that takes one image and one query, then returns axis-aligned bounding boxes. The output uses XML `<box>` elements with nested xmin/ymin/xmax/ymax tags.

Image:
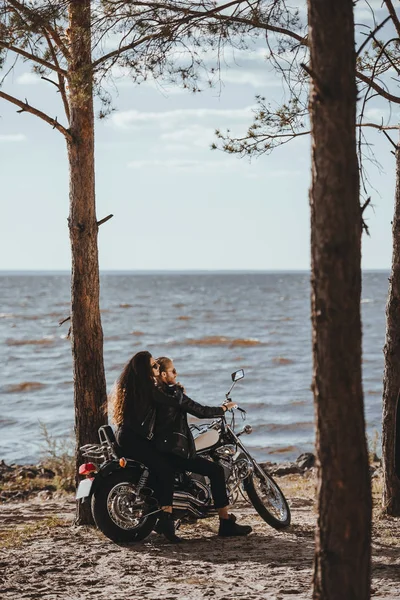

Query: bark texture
<box><xmin>67</xmin><ymin>0</ymin><xmax>107</xmax><ymax>525</ymax></box>
<box><xmin>382</xmin><ymin>139</ymin><xmax>400</xmax><ymax>516</ymax></box>
<box><xmin>307</xmin><ymin>1</ymin><xmax>372</xmax><ymax>598</ymax></box>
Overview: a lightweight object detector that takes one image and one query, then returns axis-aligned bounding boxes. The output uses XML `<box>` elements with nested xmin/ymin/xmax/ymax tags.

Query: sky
<box><xmin>0</xmin><ymin>1</ymin><xmax>397</xmax><ymax>271</ymax></box>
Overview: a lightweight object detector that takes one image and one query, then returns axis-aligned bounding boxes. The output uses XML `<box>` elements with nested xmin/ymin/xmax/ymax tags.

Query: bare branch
<box><xmin>43</xmin><ymin>32</ymin><xmax>70</xmax><ymax>123</ymax></box>
<box><xmin>0</xmin><ymin>90</ymin><xmax>72</xmax><ymax>142</ymax></box>
<box><xmin>360</xmin><ymin>122</ymin><xmax>399</xmax><ymax>131</ymax></box>
<box><xmin>361</xmin><ymin>197</ymin><xmax>371</xmax><ymax>236</ymax></box>
<box><xmin>382</xmin><ymin>129</ymin><xmax>398</xmax><ymax>150</ymax></box>
<box><xmin>59</xmin><ymin>315</ymin><xmax>71</xmax><ymax>326</ymax></box>
<box><xmin>97</xmin><ymin>214</ymin><xmax>114</xmax><ymax>226</ymax></box>
<box><xmin>0</xmin><ymin>40</ymin><xmax>67</xmax><ymax>76</ymax></box>
<box><xmin>41</xmin><ymin>76</ymin><xmax>59</xmax><ymax>88</ymax></box>
<box><xmin>356</xmin><ymin>70</ymin><xmax>400</xmax><ymax>104</ymax></box>
<box><xmin>356</xmin><ymin>16</ymin><xmax>391</xmax><ymax>57</ymax></box>
<box><xmin>383</xmin><ymin>0</ymin><xmax>400</xmax><ymax>38</ymax></box>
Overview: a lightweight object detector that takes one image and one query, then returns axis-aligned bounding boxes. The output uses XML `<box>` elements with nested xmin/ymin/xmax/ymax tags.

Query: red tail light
<box><xmin>79</xmin><ymin>462</ymin><xmax>97</xmax><ymax>476</ymax></box>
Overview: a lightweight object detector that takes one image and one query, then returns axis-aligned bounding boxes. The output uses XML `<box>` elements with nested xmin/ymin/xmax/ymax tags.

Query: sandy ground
<box><xmin>0</xmin><ymin>477</ymin><xmax>399</xmax><ymax>600</ymax></box>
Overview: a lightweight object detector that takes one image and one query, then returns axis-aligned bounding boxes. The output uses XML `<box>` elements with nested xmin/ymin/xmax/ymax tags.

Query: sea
<box><xmin>0</xmin><ymin>271</ymin><xmax>388</xmax><ymax>465</ymax></box>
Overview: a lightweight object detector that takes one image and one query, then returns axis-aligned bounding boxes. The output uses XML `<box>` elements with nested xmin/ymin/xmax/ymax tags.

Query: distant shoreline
<box><xmin>0</xmin><ymin>269</ymin><xmax>391</xmax><ymax>276</ymax></box>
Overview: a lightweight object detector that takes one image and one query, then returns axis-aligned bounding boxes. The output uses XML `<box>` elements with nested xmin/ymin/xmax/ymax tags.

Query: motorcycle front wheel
<box><xmin>244</xmin><ymin>465</ymin><xmax>291</xmax><ymax>530</ymax></box>
<box><xmin>91</xmin><ymin>470</ymin><xmax>158</xmax><ymax>543</ymax></box>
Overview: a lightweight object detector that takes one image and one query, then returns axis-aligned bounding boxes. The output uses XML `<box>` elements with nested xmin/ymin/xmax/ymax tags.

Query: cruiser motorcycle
<box><xmin>76</xmin><ymin>369</ymin><xmax>291</xmax><ymax>542</ymax></box>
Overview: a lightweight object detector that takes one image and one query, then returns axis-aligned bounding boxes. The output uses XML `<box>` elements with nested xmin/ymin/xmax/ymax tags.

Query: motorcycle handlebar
<box><xmin>222</xmin><ymin>403</ymin><xmax>246</xmax><ymax>414</ymax></box>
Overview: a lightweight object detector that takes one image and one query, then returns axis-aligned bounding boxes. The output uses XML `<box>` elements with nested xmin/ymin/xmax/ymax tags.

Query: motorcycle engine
<box><xmin>187</xmin><ymin>474</ymin><xmax>211</xmax><ymax>504</ymax></box>
<box><xmin>213</xmin><ymin>445</ymin><xmax>235</xmax><ymax>481</ymax></box>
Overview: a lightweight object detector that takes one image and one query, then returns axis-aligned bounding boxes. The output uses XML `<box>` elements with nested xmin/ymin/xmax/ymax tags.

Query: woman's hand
<box><xmin>222</xmin><ymin>401</ymin><xmax>236</xmax><ymax>412</ymax></box>
<box><xmin>176</xmin><ymin>382</ymin><xmax>186</xmax><ymax>393</ymax></box>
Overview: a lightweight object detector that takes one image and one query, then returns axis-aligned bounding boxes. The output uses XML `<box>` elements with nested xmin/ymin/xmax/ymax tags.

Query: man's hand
<box><xmin>222</xmin><ymin>401</ymin><xmax>237</xmax><ymax>411</ymax></box>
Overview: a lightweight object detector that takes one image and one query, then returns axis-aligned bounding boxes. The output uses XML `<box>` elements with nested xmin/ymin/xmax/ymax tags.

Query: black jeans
<box><xmin>117</xmin><ymin>428</ymin><xmax>229</xmax><ymax>509</ymax></box>
<box><xmin>166</xmin><ymin>454</ymin><xmax>229</xmax><ymax>509</ymax></box>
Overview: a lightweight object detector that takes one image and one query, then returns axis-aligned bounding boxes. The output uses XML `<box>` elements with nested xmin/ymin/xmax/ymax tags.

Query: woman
<box><xmin>154</xmin><ymin>356</ymin><xmax>252</xmax><ymax>538</ymax></box>
<box><xmin>111</xmin><ymin>350</ymin><xmax>180</xmax><ymax>542</ymax></box>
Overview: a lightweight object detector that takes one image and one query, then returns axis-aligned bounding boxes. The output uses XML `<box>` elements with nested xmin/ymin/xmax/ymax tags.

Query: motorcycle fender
<box><xmin>77</xmin><ymin>461</ymin><xmax>139</xmax><ymax>502</ymax></box>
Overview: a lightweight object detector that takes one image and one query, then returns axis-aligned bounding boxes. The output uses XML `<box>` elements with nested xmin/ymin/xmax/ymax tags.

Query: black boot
<box><xmin>218</xmin><ymin>514</ymin><xmax>252</xmax><ymax>537</ymax></box>
<box><xmin>156</xmin><ymin>511</ymin><xmax>183</xmax><ymax>543</ymax></box>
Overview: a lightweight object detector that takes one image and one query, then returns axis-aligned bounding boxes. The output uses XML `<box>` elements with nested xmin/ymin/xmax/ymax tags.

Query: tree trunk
<box><xmin>382</xmin><ymin>136</ymin><xmax>400</xmax><ymax>516</ymax></box>
<box><xmin>67</xmin><ymin>0</ymin><xmax>107</xmax><ymax>525</ymax></box>
<box><xmin>307</xmin><ymin>1</ymin><xmax>372</xmax><ymax>598</ymax></box>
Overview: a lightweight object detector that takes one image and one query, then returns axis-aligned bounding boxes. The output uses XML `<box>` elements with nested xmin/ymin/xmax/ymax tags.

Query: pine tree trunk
<box><xmin>382</xmin><ymin>137</ymin><xmax>400</xmax><ymax>516</ymax></box>
<box><xmin>67</xmin><ymin>0</ymin><xmax>107</xmax><ymax>525</ymax></box>
<box><xmin>307</xmin><ymin>1</ymin><xmax>372</xmax><ymax>598</ymax></box>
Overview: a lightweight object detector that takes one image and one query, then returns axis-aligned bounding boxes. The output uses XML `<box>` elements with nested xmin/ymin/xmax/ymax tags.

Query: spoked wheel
<box><xmin>244</xmin><ymin>465</ymin><xmax>291</xmax><ymax>529</ymax></box>
<box><xmin>91</xmin><ymin>470</ymin><xmax>158</xmax><ymax>542</ymax></box>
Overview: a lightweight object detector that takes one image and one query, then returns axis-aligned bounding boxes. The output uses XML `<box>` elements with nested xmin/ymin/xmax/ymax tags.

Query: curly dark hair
<box><xmin>110</xmin><ymin>350</ymin><xmax>155</xmax><ymax>427</ymax></box>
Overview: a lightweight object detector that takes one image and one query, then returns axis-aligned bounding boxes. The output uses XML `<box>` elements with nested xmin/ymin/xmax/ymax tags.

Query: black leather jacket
<box><xmin>153</xmin><ymin>384</ymin><xmax>225</xmax><ymax>459</ymax></box>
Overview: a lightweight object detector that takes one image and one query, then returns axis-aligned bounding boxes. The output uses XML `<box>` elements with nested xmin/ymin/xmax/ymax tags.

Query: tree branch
<box><xmin>43</xmin><ymin>32</ymin><xmax>70</xmax><ymax>123</ymax></box>
<box><xmin>371</xmin><ymin>36</ymin><xmax>400</xmax><ymax>77</ymax></box>
<box><xmin>59</xmin><ymin>315</ymin><xmax>71</xmax><ymax>326</ymax></box>
<box><xmin>0</xmin><ymin>41</ymin><xmax>67</xmax><ymax>76</ymax></box>
<box><xmin>97</xmin><ymin>214</ymin><xmax>114</xmax><ymax>226</ymax></box>
<box><xmin>359</xmin><ymin>122</ymin><xmax>399</xmax><ymax>131</ymax></box>
<box><xmin>6</xmin><ymin>0</ymin><xmax>70</xmax><ymax>60</ymax></box>
<box><xmin>41</xmin><ymin>76</ymin><xmax>59</xmax><ymax>87</ymax></box>
<box><xmin>93</xmin><ymin>0</ymin><xmax>306</xmax><ymax>69</ymax></box>
<box><xmin>383</xmin><ymin>0</ymin><xmax>400</xmax><ymax>39</ymax></box>
<box><xmin>93</xmin><ymin>32</ymin><xmax>158</xmax><ymax>69</ymax></box>
<box><xmin>382</xmin><ymin>129</ymin><xmax>398</xmax><ymax>150</ymax></box>
<box><xmin>356</xmin><ymin>16</ymin><xmax>391</xmax><ymax>57</ymax></box>
<box><xmin>0</xmin><ymin>91</ymin><xmax>72</xmax><ymax>142</ymax></box>
<box><xmin>356</xmin><ymin>70</ymin><xmax>400</xmax><ymax>104</ymax></box>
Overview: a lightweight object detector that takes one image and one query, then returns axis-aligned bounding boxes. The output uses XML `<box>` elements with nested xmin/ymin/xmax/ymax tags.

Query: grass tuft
<box><xmin>38</xmin><ymin>422</ymin><xmax>75</xmax><ymax>492</ymax></box>
<box><xmin>0</xmin><ymin>516</ymin><xmax>70</xmax><ymax>549</ymax></box>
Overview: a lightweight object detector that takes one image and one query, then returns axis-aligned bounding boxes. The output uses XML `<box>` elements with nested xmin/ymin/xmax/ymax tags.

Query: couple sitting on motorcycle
<box><xmin>111</xmin><ymin>350</ymin><xmax>252</xmax><ymax>543</ymax></box>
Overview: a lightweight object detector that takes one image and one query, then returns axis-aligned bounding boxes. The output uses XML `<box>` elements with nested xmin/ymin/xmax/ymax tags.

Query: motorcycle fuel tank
<box><xmin>194</xmin><ymin>429</ymin><xmax>219</xmax><ymax>451</ymax></box>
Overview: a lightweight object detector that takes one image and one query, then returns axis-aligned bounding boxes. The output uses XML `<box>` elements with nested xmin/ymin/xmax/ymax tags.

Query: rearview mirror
<box><xmin>231</xmin><ymin>369</ymin><xmax>244</xmax><ymax>382</ymax></box>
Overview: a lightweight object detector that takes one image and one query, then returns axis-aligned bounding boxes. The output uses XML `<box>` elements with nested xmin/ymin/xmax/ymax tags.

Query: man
<box><xmin>153</xmin><ymin>356</ymin><xmax>252</xmax><ymax>540</ymax></box>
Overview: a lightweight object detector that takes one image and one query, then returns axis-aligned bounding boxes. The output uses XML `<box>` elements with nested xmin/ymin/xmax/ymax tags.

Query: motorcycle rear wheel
<box><xmin>91</xmin><ymin>470</ymin><xmax>158</xmax><ymax>543</ymax></box>
<box><xmin>244</xmin><ymin>466</ymin><xmax>291</xmax><ymax>529</ymax></box>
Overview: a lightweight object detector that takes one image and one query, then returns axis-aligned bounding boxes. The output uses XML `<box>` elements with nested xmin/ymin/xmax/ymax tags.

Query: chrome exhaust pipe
<box><xmin>172</xmin><ymin>491</ymin><xmax>209</xmax><ymax>517</ymax></box>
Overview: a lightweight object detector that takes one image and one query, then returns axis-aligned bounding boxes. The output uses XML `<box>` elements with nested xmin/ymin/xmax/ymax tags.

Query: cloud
<box><xmin>110</xmin><ymin>106</ymin><xmax>256</xmax><ymax>152</ymax></box>
<box><xmin>103</xmin><ymin>42</ymin><xmax>284</xmax><ymax>94</ymax></box>
<box><xmin>16</xmin><ymin>72</ymin><xmax>41</xmax><ymax>85</ymax></box>
<box><xmin>160</xmin><ymin>125</ymin><xmax>216</xmax><ymax>149</ymax></box>
<box><xmin>0</xmin><ymin>134</ymin><xmax>27</xmax><ymax>142</ymax></box>
<box><xmin>111</xmin><ymin>106</ymin><xmax>254</xmax><ymax>130</ymax></box>
<box><xmin>363</xmin><ymin>107</ymin><xmax>393</xmax><ymax>125</ymax></box>
<box><xmin>221</xmin><ymin>69</ymin><xmax>282</xmax><ymax>89</ymax></box>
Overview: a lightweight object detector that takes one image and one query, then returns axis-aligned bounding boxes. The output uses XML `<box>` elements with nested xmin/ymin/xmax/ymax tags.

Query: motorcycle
<box><xmin>76</xmin><ymin>369</ymin><xmax>291</xmax><ymax>542</ymax></box>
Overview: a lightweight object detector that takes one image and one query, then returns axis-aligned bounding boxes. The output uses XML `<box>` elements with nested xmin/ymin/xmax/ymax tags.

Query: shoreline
<box><xmin>1</xmin><ymin>451</ymin><xmax>383</xmax><ymax>504</ymax></box>
<box><xmin>0</xmin><ymin>454</ymin><xmax>320</xmax><ymax>504</ymax></box>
